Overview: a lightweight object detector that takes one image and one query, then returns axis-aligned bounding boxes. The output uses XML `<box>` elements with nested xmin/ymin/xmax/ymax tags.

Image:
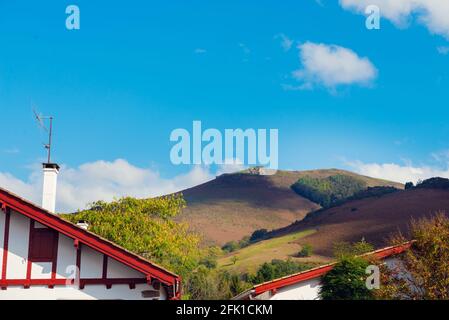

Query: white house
<box><xmin>233</xmin><ymin>243</ymin><xmax>412</xmax><ymax>300</ymax></box>
<box><xmin>0</xmin><ymin>163</ymin><xmax>181</xmax><ymax>300</ymax></box>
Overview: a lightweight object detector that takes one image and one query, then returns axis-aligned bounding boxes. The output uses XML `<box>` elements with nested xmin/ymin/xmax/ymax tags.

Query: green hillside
<box><xmin>177</xmin><ymin>169</ymin><xmax>403</xmax><ymax>245</ymax></box>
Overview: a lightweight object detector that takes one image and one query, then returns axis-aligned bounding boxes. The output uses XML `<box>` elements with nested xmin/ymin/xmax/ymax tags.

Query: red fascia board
<box><xmin>253</xmin><ymin>242</ymin><xmax>412</xmax><ymax>296</ymax></box>
<box><xmin>372</xmin><ymin>242</ymin><xmax>412</xmax><ymax>260</ymax></box>
<box><xmin>254</xmin><ymin>265</ymin><xmax>334</xmax><ymax>295</ymax></box>
<box><xmin>0</xmin><ymin>278</ymin><xmax>147</xmax><ymax>288</ymax></box>
<box><xmin>0</xmin><ymin>189</ymin><xmax>180</xmax><ymax>287</ymax></box>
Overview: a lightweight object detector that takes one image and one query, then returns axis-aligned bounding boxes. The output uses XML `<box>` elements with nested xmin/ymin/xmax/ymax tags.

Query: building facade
<box><xmin>0</xmin><ymin>187</ymin><xmax>181</xmax><ymax>300</ymax></box>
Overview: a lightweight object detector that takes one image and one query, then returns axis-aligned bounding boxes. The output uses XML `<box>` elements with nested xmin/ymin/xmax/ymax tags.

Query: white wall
<box><xmin>108</xmin><ymin>257</ymin><xmax>144</xmax><ymax>279</ymax></box>
<box><xmin>0</xmin><ymin>283</ymin><xmax>167</xmax><ymax>300</ymax></box>
<box><xmin>56</xmin><ymin>234</ymin><xmax>77</xmax><ymax>279</ymax></box>
<box><xmin>0</xmin><ymin>211</ymin><xmax>172</xmax><ymax>300</ymax></box>
<box><xmin>268</xmin><ymin>278</ymin><xmax>321</xmax><ymax>300</ymax></box>
<box><xmin>80</xmin><ymin>245</ymin><xmax>103</xmax><ymax>279</ymax></box>
<box><xmin>6</xmin><ymin>211</ymin><xmax>29</xmax><ymax>279</ymax></box>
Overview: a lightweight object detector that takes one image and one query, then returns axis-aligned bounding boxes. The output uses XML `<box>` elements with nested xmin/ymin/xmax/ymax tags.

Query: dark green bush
<box><xmin>298</xmin><ymin>244</ymin><xmax>313</xmax><ymax>257</ymax></box>
<box><xmin>319</xmin><ymin>257</ymin><xmax>373</xmax><ymax>300</ymax></box>
<box><xmin>250</xmin><ymin>229</ymin><xmax>269</xmax><ymax>242</ymax></box>
<box><xmin>222</xmin><ymin>241</ymin><xmax>240</xmax><ymax>253</ymax></box>
<box><xmin>291</xmin><ymin>174</ymin><xmax>367</xmax><ymax>208</ymax></box>
<box><xmin>250</xmin><ymin>259</ymin><xmax>311</xmax><ymax>284</ymax></box>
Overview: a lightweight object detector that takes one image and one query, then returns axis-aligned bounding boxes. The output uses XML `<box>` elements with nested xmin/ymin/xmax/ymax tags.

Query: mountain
<box><xmin>176</xmin><ymin>168</ymin><xmax>403</xmax><ymax>245</ymax></box>
<box><xmin>267</xmin><ymin>185</ymin><xmax>449</xmax><ymax>257</ymax></box>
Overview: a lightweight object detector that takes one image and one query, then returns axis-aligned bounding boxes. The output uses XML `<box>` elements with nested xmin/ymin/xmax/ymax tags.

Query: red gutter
<box><xmin>0</xmin><ymin>188</ymin><xmax>181</xmax><ymax>293</ymax></box>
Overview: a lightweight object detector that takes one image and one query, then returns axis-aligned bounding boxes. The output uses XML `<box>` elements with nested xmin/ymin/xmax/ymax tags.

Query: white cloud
<box><xmin>0</xmin><ymin>159</ymin><xmax>245</xmax><ymax>213</ymax></box>
<box><xmin>347</xmin><ymin>160</ymin><xmax>449</xmax><ymax>184</ymax></box>
<box><xmin>238</xmin><ymin>43</ymin><xmax>251</xmax><ymax>55</ymax></box>
<box><xmin>216</xmin><ymin>158</ymin><xmax>246</xmax><ymax>176</ymax></box>
<box><xmin>275</xmin><ymin>33</ymin><xmax>294</xmax><ymax>51</ymax></box>
<box><xmin>3</xmin><ymin>147</ymin><xmax>20</xmax><ymax>154</ymax></box>
<box><xmin>194</xmin><ymin>48</ymin><xmax>207</xmax><ymax>54</ymax></box>
<box><xmin>437</xmin><ymin>46</ymin><xmax>449</xmax><ymax>55</ymax></box>
<box><xmin>292</xmin><ymin>42</ymin><xmax>377</xmax><ymax>90</ymax></box>
<box><xmin>340</xmin><ymin>0</ymin><xmax>449</xmax><ymax>40</ymax></box>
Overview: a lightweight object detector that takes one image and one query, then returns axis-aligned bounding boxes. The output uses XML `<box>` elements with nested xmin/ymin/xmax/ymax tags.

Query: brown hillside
<box><xmin>176</xmin><ymin>169</ymin><xmax>402</xmax><ymax>245</ymax></box>
<box><xmin>270</xmin><ymin>188</ymin><xmax>449</xmax><ymax>257</ymax></box>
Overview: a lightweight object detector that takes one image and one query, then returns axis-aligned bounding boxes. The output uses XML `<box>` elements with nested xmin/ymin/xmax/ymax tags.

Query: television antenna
<box><xmin>33</xmin><ymin>109</ymin><xmax>54</xmax><ymax>164</ymax></box>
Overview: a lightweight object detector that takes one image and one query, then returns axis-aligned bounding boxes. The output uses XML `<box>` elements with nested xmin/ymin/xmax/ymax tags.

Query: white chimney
<box><xmin>76</xmin><ymin>220</ymin><xmax>89</xmax><ymax>230</ymax></box>
<box><xmin>42</xmin><ymin>163</ymin><xmax>60</xmax><ymax>213</ymax></box>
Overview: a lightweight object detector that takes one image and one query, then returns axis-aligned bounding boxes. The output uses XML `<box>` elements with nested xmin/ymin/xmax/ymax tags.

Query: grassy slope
<box><xmin>217</xmin><ymin>229</ymin><xmax>326</xmax><ymax>274</ymax></box>
<box><xmin>269</xmin><ymin>188</ymin><xmax>449</xmax><ymax>257</ymax></box>
<box><xmin>176</xmin><ymin>169</ymin><xmax>402</xmax><ymax>245</ymax></box>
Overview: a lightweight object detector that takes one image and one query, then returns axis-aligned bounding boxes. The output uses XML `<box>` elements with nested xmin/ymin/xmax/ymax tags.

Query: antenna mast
<box><xmin>46</xmin><ymin>116</ymin><xmax>54</xmax><ymax>164</ymax></box>
<box><xmin>33</xmin><ymin>109</ymin><xmax>55</xmax><ymax>164</ymax></box>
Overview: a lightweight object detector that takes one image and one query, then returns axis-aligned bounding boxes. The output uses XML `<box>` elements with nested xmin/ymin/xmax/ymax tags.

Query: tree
<box><xmin>298</xmin><ymin>244</ymin><xmax>313</xmax><ymax>257</ymax></box>
<box><xmin>184</xmin><ymin>266</ymin><xmax>250</xmax><ymax>300</ymax></box>
<box><xmin>61</xmin><ymin>194</ymin><xmax>203</xmax><ymax>279</ymax></box>
<box><xmin>250</xmin><ymin>259</ymin><xmax>311</xmax><ymax>284</ymax></box>
<box><xmin>376</xmin><ymin>212</ymin><xmax>449</xmax><ymax>300</ymax></box>
<box><xmin>404</xmin><ymin>182</ymin><xmax>414</xmax><ymax>190</ymax></box>
<box><xmin>222</xmin><ymin>241</ymin><xmax>239</xmax><ymax>253</ymax></box>
<box><xmin>250</xmin><ymin>229</ymin><xmax>268</xmax><ymax>242</ymax></box>
<box><xmin>291</xmin><ymin>174</ymin><xmax>367</xmax><ymax>208</ymax></box>
<box><xmin>319</xmin><ymin>240</ymin><xmax>376</xmax><ymax>300</ymax></box>
<box><xmin>319</xmin><ymin>257</ymin><xmax>373</xmax><ymax>300</ymax></box>
<box><xmin>333</xmin><ymin>239</ymin><xmax>374</xmax><ymax>259</ymax></box>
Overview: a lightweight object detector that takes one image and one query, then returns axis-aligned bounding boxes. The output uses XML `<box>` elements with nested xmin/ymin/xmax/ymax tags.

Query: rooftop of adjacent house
<box><xmin>233</xmin><ymin>241</ymin><xmax>413</xmax><ymax>300</ymax></box>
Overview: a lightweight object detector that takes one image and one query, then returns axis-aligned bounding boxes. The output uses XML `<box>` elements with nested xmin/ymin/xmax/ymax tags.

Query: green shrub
<box><xmin>415</xmin><ymin>177</ymin><xmax>449</xmax><ymax>190</ymax></box>
<box><xmin>333</xmin><ymin>239</ymin><xmax>374</xmax><ymax>259</ymax></box>
<box><xmin>404</xmin><ymin>182</ymin><xmax>414</xmax><ymax>190</ymax></box>
<box><xmin>250</xmin><ymin>229</ymin><xmax>269</xmax><ymax>242</ymax></box>
<box><xmin>348</xmin><ymin>186</ymin><xmax>398</xmax><ymax>201</ymax></box>
<box><xmin>199</xmin><ymin>256</ymin><xmax>217</xmax><ymax>269</ymax></box>
<box><xmin>185</xmin><ymin>267</ymin><xmax>251</xmax><ymax>300</ymax></box>
<box><xmin>222</xmin><ymin>241</ymin><xmax>240</xmax><ymax>253</ymax></box>
<box><xmin>298</xmin><ymin>244</ymin><xmax>313</xmax><ymax>257</ymax></box>
<box><xmin>319</xmin><ymin>257</ymin><xmax>373</xmax><ymax>300</ymax></box>
<box><xmin>250</xmin><ymin>259</ymin><xmax>311</xmax><ymax>284</ymax></box>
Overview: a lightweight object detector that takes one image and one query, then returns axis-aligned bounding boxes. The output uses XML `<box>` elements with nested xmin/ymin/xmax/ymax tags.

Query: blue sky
<box><xmin>1</xmin><ymin>1</ymin><xmax>449</xmax><ymax>211</ymax></box>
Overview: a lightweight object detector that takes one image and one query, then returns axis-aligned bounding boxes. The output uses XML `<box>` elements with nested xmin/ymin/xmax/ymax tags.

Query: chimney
<box><xmin>42</xmin><ymin>163</ymin><xmax>60</xmax><ymax>213</ymax></box>
<box><xmin>76</xmin><ymin>220</ymin><xmax>89</xmax><ymax>230</ymax></box>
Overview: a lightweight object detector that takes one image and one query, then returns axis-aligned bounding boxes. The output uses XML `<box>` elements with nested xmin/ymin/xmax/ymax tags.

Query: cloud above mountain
<box><xmin>348</xmin><ymin>160</ymin><xmax>449</xmax><ymax>184</ymax></box>
<box><xmin>0</xmin><ymin>159</ymin><xmax>244</xmax><ymax>213</ymax></box>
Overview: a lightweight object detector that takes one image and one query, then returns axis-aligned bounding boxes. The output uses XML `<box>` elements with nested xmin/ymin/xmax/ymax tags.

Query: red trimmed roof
<box><xmin>234</xmin><ymin>242</ymin><xmax>412</xmax><ymax>299</ymax></box>
<box><xmin>0</xmin><ymin>187</ymin><xmax>180</xmax><ymax>291</ymax></box>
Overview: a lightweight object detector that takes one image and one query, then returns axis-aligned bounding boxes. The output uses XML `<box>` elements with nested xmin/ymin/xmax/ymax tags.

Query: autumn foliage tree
<box><xmin>61</xmin><ymin>194</ymin><xmax>203</xmax><ymax>279</ymax></box>
<box><xmin>376</xmin><ymin>212</ymin><xmax>449</xmax><ymax>300</ymax></box>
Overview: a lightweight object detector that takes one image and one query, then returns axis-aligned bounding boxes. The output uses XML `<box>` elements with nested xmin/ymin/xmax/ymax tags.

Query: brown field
<box><xmin>175</xmin><ymin>169</ymin><xmax>402</xmax><ymax>245</ymax></box>
<box><xmin>270</xmin><ymin>188</ymin><xmax>449</xmax><ymax>257</ymax></box>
